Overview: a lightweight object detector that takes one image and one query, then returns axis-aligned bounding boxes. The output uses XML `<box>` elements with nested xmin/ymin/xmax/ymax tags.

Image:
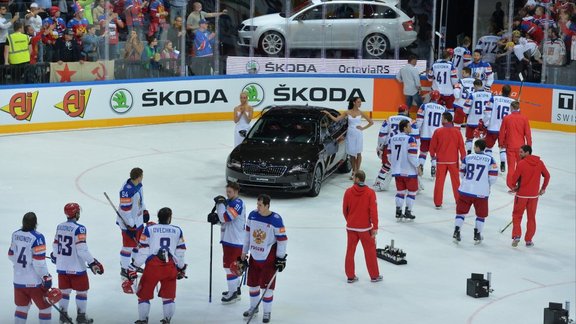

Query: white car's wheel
<box><xmin>363</xmin><ymin>33</ymin><xmax>389</xmax><ymax>58</ymax></box>
<box><xmin>259</xmin><ymin>32</ymin><xmax>285</xmax><ymax>56</ymax></box>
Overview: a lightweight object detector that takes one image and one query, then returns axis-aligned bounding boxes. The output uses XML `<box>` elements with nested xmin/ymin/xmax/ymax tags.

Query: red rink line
<box><xmin>466</xmin><ymin>280</ymin><xmax>576</xmax><ymax>324</ymax></box>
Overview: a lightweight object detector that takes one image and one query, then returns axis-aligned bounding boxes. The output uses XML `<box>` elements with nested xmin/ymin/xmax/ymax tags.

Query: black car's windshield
<box><xmin>247</xmin><ymin>117</ymin><xmax>317</xmax><ymax>144</ymax></box>
<box><xmin>280</xmin><ymin>0</ymin><xmax>313</xmax><ymax>17</ymax></box>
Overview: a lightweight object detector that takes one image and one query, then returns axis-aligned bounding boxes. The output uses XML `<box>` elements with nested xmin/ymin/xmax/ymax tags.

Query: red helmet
<box><xmin>64</xmin><ymin>203</ymin><xmax>80</xmax><ymax>219</ymax></box>
<box><xmin>398</xmin><ymin>104</ymin><xmax>409</xmax><ymax>113</ymax></box>
<box><xmin>430</xmin><ymin>90</ymin><xmax>441</xmax><ymax>102</ymax></box>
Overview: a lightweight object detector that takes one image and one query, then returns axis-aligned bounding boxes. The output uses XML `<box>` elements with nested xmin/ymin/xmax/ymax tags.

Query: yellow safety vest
<box><xmin>7</xmin><ymin>32</ymin><xmax>30</xmax><ymax>65</ymax></box>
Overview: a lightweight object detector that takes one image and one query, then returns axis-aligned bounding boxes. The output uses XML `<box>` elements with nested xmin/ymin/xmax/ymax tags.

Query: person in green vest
<box><xmin>4</xmin><ymin>21</ymin><xmax>31</xmax><ymax>84</ymax></box>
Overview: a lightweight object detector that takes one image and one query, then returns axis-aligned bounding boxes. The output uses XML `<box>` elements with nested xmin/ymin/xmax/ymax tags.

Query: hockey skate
<box><xmin>263</xmin><ymin>312</ymin><xmax>271</xmax><ymax>323</ymax></box>
<box><xmin>76</xmin><ymin>313</ymin><xmax>94</xmax><ymax>324</ymax></box>
<box><xmin>474</xmin><ymin>229</ymin><xmax>483</xmax><ymax>245</ymax></box>
<box><xmin>243</xmin><ymin>307</ymin><xmax>259</xmax><ymax>319</ymax></box>
<box><xmin>59</xmin><ymin>310</ymin><xmax>71</xmax><ymax>324</ymax></box>
<box><xmin>403</xmin><ymin>208</ymin><xmax>415</xmax><ymax>221</ymax></box>
<box><xmin>500</xmin><ymin>162</ymin><xmax>506</xmax><ymax>173</ymax></box>
<box><xmin>347</xmin><ymin>276</ymin><xmax>359</xmax><ymax>283</ymax></box>
<box><xmin>221</xmin><ymin>291</ymin><xmax>240</xmax><ymax>304</ymax></box>
<box><xmin>453</xmin><ymin>227</ymin><xmax>461</xmax><ymax>244</ymax></box>
<box><xmin>395</xmin><ymin>207</ymin><xmax>403</xmax><ymax>222</ymax></box>
<box><xmin>222</xmin><ymin>286</ymin><xmax>242</xmax><ymax>297</ymax></box>
<box><xmin>511</xmin><ymin>237</ymin><xmax>520</xmax><ymax>247</ymax></box>
<box><xmin>431</xmin><ymin>166</ymin><xmax>436</xmax><ymax>178</ymax></box>
<box><xmin>435</xmin><ymin>205</ymin><xmax>442</xmax><ymax>210</ymax></box>
<box><xmin>160</xmin><ymin>318</ymin><xmax>171</xmax><ymax>324</ymax></box>
<box><xmin>134</xmin><ymin>319</ymin><xmax>148</xmax><ymax>324</ymax></box>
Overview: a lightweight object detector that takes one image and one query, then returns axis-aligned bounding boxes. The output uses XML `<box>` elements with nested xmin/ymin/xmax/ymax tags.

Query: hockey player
<box><xmin>8</xmin><ymin>212</ymin><xmax>56</xmax><ymax>323</ymax></box>
<box><xmin>499</xmin><ymin>101</ymin><xmax>532</xmax><ymax>185</ymax></box>
<box><xmin>208</xmin><ymin>181</ymin><xmax>246</xmax><ymax>304</ymax></box>
<box><xmin>453</xmin><ymin>139</ymin><xmax>498</xmax><ymax>244</ymax></box>
<box><xmin>416</xmin><ymin>90</ymin><xmax>448</xmax><ymax>177</ymax></box>
<box><xmin>508</xmin><ymin>145</ymin><xmax>550</xmax><ymax>247</ymax></box>
<box><xmin>453</xmin><ymin>66</ymin><xmax>475</xmax><ymax>126</ymax></box>
<box><xmin>118</xmin><ymin>167</ymin><xmax>149</xmax><ymax>284</ymax></box>
<box><xmin>468</xmin><ymin>50</ymin><xmax>494</xmax><ymax>90</ymax></box>
<box><xmin>452</xmin><ymin>36</ymin><xmax>472</xmax><ymax>79</ymax></box>
<box><xmin>476</xmin><ymin>28</ymin><xmax>502</xmax><ymax>65</ymax></box>
<box><xmin>483</xmin><ymin>84</ymin><xmax>514</xmax><ymax>172</ymax></box>
<box><xmin>463</xmin><ymin>79</ymin><xmax>494</xmax><ymax>154</ymax></box>
<box><xmin>132</xmin><ymin>207</ymin><xmax>187</xmax><ymax>324</ymax></box>
<box><xmin>241</xmin><ymin>194</ymin><xmax>287</xmax><ymax>324</ymax></box>
<box><xmin>429</xmin><ymin>112</ymin><xmax>466</xmax><ymax>209</ymax></box>
<box><xmin>388</xmin><ymin>119</ymin><xmax>421</xmax><ymax>221</ymax></box>
<box><xmin>52</xmin><ymin>203</ymin><xmax>104</xmax><ymax>324</ymax></box>
<box><xmin>427</xmin><ymin>49</ymin><xmax>458</xmax><ymax>111</ymax></box>
<box><xmin>374</xmin><ymin>104</ymin><xmax>418</xmax><ymax>191</ymax></box>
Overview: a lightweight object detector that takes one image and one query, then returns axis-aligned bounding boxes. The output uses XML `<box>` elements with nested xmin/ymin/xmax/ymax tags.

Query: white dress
<box><xmin>234</xmin><ymin>111</ymin><xmax>251</xmax><ymax>147</ymax></box>
<box><xmin>346</xmin><ymin>115</ymin><xmax>363</xmax><ymax>156</ymax></box>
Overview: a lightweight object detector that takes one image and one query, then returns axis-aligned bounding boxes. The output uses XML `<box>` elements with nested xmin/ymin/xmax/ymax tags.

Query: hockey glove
<box><xmin>143</xmin><ymin>209</ymin><xmax>150</xmax><ymax>223</ymax></box>
<box><xmin>125</xmin><ymin>265</ymin><xmax>139</xmax><ymax>281</ymax></box>
<box><xmin>207</xmin><ymin>212</ymin><xmax>220</xmax><ymax>225</ymax></box>
<box><xmin>177</xmin><ymin>264</ymin><xmax>187</xmax><ymax>280</ymax></box>
<box><xmin>125</xmin><ymin>226</ymin><xmax>138</xmax><ymax>239</ymax></box>
<box><xmin>42</xmin><ymin>275</ymin><xmax>53</xmax><ymax>290</ymax></box>
<box><xmin>88</xmin><ymin>258</ymin><xmax>104</xmax><ymax>275</ymax></box>
<box><xmin>230</xmin><ymin>257</ymin><xmax>248</xmax><ymax>276</ymax></box>
<box><xmin>50</xmin><ymin>252</ymin><xmax>56</xmax><ymax>264</ymax></box>
<box><xmin>213</xmin><ymin>195</ymin><xmax>227</xmax><ymax>205</ymax></box>
<box><xmin>274</xmin><ymin>255</ymin><xmax>287</xmax><ymax>272</ymax></box>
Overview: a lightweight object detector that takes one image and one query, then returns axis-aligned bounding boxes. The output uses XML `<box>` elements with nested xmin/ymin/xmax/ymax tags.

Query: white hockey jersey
<box><xmin>468</xmin><ymin>61</ymin><xmax>494</xmax><ymax>88</ymax></box>
<box><xmin>416</xmin><ymin>102</ymin><xmax>447</xmax><ymax>140</ymax></box>
<box><xmin>452</xmin><ymin>46</ymin><xmax>472</xmax><ymax>79</ymax></box>
<box><xmin>53</xmin><ymin>221</ymin><xmax>95</xmax><ymax>275</ymax></box>
<box><xmin>427</xmin><ymin>60</ymin><xmax>458</xmax><ymax>95</ymax></box>
<box><xmin>464</xmin><ymin>90</ymin><xmax>494</xmax><ymax>126</ymax></box>
<box><xmin>454</xmin><ymin>77</ymin><xmax>476</xmax><ymax>109</ymax></box>
<box><xmin>243</xmin><ymin>211</ymin><xmax>287</xmax><ymax>262</ymax></box>
<box><xmin>8</xmin><ymin>230</ymin><xmax>50</xmax><ymax>288</ymax></box>
<box><xmin>118</xmin><ymin>179</ymin><xmax>146</xmax><ymax>230</ymax></box>
<box><xmin>459</xmin><ymin>153</ymin><xmax>498</xmax><ymax>198</ymax></box>
<box><xmin>134</xmin><ymin>223</ymin><xmax>186</xmax><ymax>269</ymax></box>
<box><xmin>216</xmin><ymin>197</ymin><xmax>246</xmax><ymax>248</ymax></box>
<box><xmin>377</xmin><ymin>115</ymin><xmax>419</xmax><ymax>149</ymax></box>
<box><xmin>484</xmin><ymin>95</ymin><xmax>514</xmax><ymax>133</ymax></box>
<box><xmin>387</xmin><ymin>133</ymin><xmax>419</xmax><ymax>177</ymax></box>
<box><xmin>475</xmin><ymin>35</ymin><xmax>502</xmax><ymax>64</ymax></box>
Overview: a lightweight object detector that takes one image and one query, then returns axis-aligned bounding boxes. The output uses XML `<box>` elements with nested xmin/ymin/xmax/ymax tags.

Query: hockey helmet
<box><xmin>430</xmin><ymin>90</ymin><xmax>441</xmax><ymax>102</ymax></box>
<box><xmin>45</xmin><ymin>288</ymin><xmax>63</xmax><ymax>304</ymax></box>
<box><xmin>397</xmin><ymin>104</ymin><xmax>409</xmax><ymax>113</ymax></box>
<box><xmin>64</xmin><ymin>202</ymin><xmax>80</xmax><ymax>219</ymax></box>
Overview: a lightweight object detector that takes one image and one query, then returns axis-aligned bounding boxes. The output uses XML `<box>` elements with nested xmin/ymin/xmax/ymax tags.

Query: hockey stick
<box><xmin>48</xmin><ymin>301</ymin><xmax>74</xmax><ymax>324</ymax></box>
<box><xmin>103</xmin><ymin>192</ymin><xmax>140</xmax><ymax>247</ymax></box>
<box><xmin>208</xmin><ymin>204</ymin><xmax>216</xmax><ymax>303</ymax></box>
<box><xmin>499</xmin><ymin>220</ymin><xmax>513</xmax><ymax>233</ymax></box>
<box><xmin>246</xmin><ymin>270</ymin><xmax>279</xmax><ymax>324</ymax></box>
<box><xmin>517</xmin><ymin>73</ymin><xmax>524</xmax><ymax>102</ymax></box>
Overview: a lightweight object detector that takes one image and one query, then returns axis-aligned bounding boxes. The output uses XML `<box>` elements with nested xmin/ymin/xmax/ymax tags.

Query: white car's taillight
<box><xmin>402</xmin><ymin>20</ymin><xmax>414</xmax><ymax>31</ymax></box>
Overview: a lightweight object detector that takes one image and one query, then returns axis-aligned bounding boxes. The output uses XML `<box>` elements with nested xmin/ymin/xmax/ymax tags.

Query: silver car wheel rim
<box><xmin>366</xmin><ymin>35</ymin><xmax>386</xmax><ymax>56</ymax></box>
<box><xmin>263</xmin><ymin>34</ymin><xmax>283</xmax><ymax>55</ymax></box>
<box><xmin>313</xmin><ymin>167</ymin><xmax>321</xmax><ymax>194</ymax></box>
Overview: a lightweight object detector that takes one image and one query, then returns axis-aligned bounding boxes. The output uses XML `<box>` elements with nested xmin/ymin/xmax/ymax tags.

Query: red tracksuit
<box><xmin>429</xmin><ymin>123</ymin><xmax>466</xmax><ymax>207</ymax></box>
<box><xmin>508</xmin><ymin>155</ymin><xmax>550</xmax><ymax>242</ymax></box>
<box><xmin>499</xmin><ymin>111</ymin><xmax>532</xmax><ymax>184</ymax></box>
<box><xmin>342</xmin><ymin>183</ymin><xmax>379</xmax><ymax>280</ymax></box>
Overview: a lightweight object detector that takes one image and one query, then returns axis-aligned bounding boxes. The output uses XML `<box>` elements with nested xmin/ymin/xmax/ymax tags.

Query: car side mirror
<box><xmin>239</xmin><ymin>130</ymin><xmax>247</xmax><ymax>138</ymax></box>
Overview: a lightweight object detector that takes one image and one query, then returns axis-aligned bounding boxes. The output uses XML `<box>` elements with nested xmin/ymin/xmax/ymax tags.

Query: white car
<box><xmin>237</xmin><ymin>0</ymin><xmax>417</xmax><ymax>58</ymax></box>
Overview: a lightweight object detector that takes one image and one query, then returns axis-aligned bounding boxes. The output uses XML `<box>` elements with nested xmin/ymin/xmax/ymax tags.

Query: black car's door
<box><xmin>321</xmin><ymin>115</ymin><xmax>345</xmax><ymax>172</ymax></box>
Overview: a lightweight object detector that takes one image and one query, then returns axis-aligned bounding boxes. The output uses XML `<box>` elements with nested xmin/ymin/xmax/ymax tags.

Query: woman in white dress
<box><xmin>322</xmin><ymin>97</ymin><xmax>374</xmax><ymax>179</ymax></box>
<box><xmin>233</xmin><ymin>92</ymin><xmax>254</xmax><ymax>147</ymax></box>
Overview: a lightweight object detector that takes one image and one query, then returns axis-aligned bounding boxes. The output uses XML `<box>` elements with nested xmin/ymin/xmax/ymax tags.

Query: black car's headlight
<box><xmin>227</xmin><ymin>158</ymin><xmax>242</xmax><ymax>171</ymax></box>
<box><xmin>288</xmin><ymin>163</ymin><xmax>312</xmax><ymax>174</ymax></box>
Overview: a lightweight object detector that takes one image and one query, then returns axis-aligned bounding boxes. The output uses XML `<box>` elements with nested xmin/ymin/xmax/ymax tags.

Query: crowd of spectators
<box><xmin>478</xmin><ymin>0</ymin><xmax>576</xmax><ymax>82</ymax></box>
<box><xmin>1</xmin><ymin>0</ymin><xmax>227</xmax><ymax>82</ymax></box>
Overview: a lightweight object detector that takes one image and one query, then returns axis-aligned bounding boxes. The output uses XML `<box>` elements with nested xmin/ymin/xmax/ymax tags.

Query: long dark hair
<box><xmin>22</xmin><ymin>212</ymin><xmax>37</xmax><ymax>232</ymax></box>
<box><xmin>348</xmin><ymin>97</ymin><xmax>360</xmax><ymax>110</ymax></box>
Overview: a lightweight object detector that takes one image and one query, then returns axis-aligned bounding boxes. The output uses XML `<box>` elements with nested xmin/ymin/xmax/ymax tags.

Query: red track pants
<box><xmin>433</xmin><ymin>163</ymin><xmax>460</xmax><ymax>207</ymax></box>
<box><xmin>512</xmin><ymin>196</ymin><xmax>539</xmax><ymax>242</ymax></box>
<box><xmin>506</xmin><ymin>148</ymin><xmax>521</xmax><ymax>186</ymax></box>
<box><xmin>345</xmin><ymin>230</ymin><xmax>379</xmax><ymax>280</ymax></box>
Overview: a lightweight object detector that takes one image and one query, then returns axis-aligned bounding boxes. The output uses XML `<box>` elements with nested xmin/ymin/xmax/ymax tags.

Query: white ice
<box><xmin>0</xmin><ymin>121</ymin><xmax>574</xmax><ymax>324</ymax></box>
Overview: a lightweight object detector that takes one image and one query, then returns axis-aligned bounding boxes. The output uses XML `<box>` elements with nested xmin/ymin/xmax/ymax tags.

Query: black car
<box><xmin>226</xmin><ymin>105</ymin><xmax>351</xmax><ymax>196</ymax></box>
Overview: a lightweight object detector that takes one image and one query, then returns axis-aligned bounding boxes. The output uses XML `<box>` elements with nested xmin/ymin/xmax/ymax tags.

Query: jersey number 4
<box><xmin>57</xmin><ymin>235</ymin><xmax>73</xmax><ymax>256</ymax></box>
<box><xmin>17</xmin><ymin>247</ymin><xmax>28</xmax><ymax>268</ymax></box>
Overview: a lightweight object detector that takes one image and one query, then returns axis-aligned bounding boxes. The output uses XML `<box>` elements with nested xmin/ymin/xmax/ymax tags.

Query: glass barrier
<box><xmin>471</xmin><ymin>0</ymin><xmax>575</xmax><ymax>86</ymax></box>
<box><xmin>1</xmin><ymin>0</ymin><xmax>448</xmax><ymax>84</ymax></box>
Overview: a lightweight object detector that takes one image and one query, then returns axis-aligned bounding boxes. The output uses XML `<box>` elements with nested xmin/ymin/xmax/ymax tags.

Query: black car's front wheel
<box><xmin>307</xmin><ymin>165</ymin><xmax>323</xmax><ymax>197</ymax></box>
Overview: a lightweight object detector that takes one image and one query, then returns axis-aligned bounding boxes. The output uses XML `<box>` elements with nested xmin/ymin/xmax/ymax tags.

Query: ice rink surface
<box><xmin>0</xmin><ymin>121</ymin><xmax>574</xmax><ymax>324</ymax></box>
